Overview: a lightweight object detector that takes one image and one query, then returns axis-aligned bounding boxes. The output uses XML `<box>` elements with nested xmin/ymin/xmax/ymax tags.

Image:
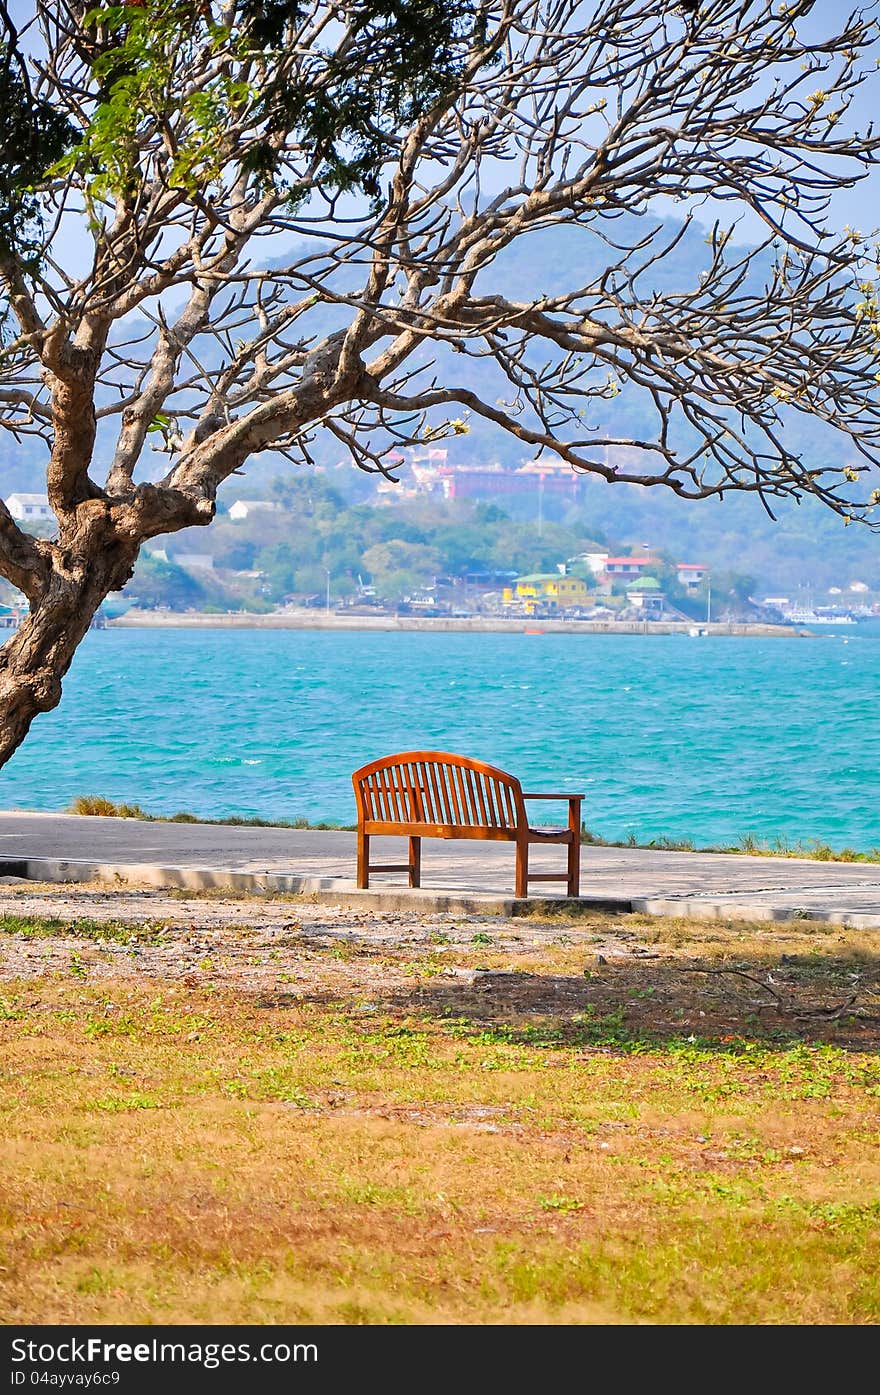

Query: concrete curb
<box><xmin>4</xmin><ymin>856</ymin><xmax>629</xmax><ymax>916</ymax></box>
<box><xmin>630</xmin><ymin>896</ymin><xmax>880</xmax><ymax>929</ymax></box>
<box><xmin>4</xmin><ymin>856</ymin><xmax>880</xmax><ymax>927</ymax></box>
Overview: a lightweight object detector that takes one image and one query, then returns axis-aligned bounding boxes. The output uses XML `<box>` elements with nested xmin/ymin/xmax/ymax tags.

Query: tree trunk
<box><xmin>0</xmin><ymin>525</ymin><xmax>139</xmax><ymax>768</ymax></box>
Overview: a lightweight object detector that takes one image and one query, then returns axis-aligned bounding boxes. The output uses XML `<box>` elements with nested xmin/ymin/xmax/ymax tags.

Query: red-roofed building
<box><xmin>676</xmin><ymin>563</ymin><xmax>708</xmax><ymax>588</ymax></box>
<box><xmin>602</xmin><ymin>556</ymin><xmax>658</xmax><ymax>577</ymax></box>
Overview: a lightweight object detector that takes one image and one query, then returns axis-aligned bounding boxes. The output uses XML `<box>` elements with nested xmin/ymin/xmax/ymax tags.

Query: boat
<box><xmin>688</xmin><ymin>625</ymin><xmax>708</xmax><ymax>637</ymax></box>
<box><xmin>784</xmin><ymin>608</ymin><xmax>856</xmax><ymax>626</ymax></box>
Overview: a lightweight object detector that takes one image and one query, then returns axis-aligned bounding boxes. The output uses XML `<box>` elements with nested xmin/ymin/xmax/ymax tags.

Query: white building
<box><xmin>228</xmin><ymin>499</ymin><xmax>284</xmax><ymax>521</ymax></box>
<box><xmin>565</xmin><ymin>550</ymin><xmax>609</xmax><ymax>576</ymax></box>
<box><xmin>5</xmin><ymin>493</ymin><xmax>53</xmax><ymax>523</ymax></box>
<box><xmin>676</xmin><ymin>563</ymin><xmax>708</xmax><ymax>589</ymax></box>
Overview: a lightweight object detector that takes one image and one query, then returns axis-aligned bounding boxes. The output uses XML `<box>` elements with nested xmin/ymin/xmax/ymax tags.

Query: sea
<box><xmin>1</xmin><ymin>623</ymin><xmax>879</xmax><ymax>851</ymax></box>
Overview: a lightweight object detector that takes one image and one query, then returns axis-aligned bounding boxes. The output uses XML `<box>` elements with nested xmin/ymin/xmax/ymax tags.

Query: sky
<box><xmin>5</xmin><ymin>0</ymin><xmax>877</xmax><ymax>268</ymax></box>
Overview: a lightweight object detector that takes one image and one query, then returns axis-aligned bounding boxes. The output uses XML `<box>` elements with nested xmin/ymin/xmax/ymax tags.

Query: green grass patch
<box><xmin>68</xmin><ymin>795</ymin><xmax>352</xmax><ymax>830</ymax></box>
<box><xmin>0</xmin><ymin>913</ymin><xmax>171</xmax><ymax>945</ymax></box>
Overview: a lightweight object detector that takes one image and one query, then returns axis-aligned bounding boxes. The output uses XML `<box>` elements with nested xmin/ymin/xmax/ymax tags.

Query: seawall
<box><xmin>108</xmin><ymin>610</ymin><xmax>801</xmax><ymax>637</ymax></box>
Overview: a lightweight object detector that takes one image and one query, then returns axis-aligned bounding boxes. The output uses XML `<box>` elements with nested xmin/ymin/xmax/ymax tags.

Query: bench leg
<box><xmin>357</xmin><ymin>831</ymin><xmax>370</xmax><ymax>889</ymax></box>
<box><xmin>515</xmin><ymin>837</ymin><xmax>528</xmax><ymax>899</ymax></box>
<box><xmin>409</xmin><ymin>836</ymin><xmax>421</xmax><ymax>888</ymax></box>
<box><xmin>567</xmin><ymin>834</ymin><xmax>580</xmax><ymax>898</ymax></box>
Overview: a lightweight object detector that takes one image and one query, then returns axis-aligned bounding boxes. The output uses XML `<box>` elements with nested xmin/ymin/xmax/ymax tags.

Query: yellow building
<box><xmin>503</xmin><ymin>573</ymin><xmax>590</xmax><ymax>611</ymax></box>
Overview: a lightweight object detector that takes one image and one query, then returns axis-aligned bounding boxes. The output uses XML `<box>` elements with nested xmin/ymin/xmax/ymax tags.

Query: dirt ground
<box><xmin>2</xmin><ymin>878</ymin><xmax>880</xmax><ymax>1325</ymax></box>
<box><xmin>1</xmin><ymin>878</ymin><xmax>878</xmax><ymax>1048</ymax></box>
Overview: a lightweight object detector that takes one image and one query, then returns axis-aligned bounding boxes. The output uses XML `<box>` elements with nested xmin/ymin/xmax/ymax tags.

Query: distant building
<box><xmin>626</xmin><ymin>576</ymin><xmax>664</xmax><ymax>612</ymax></box>
<box><xmin>504</xmin><ymin>573</ymin><xmax>590</xmax><ymax>611</ymax></box>
<box><xmin>603</xmin><ymin>556</ymin><xmax>658</xmax><ymax>578</ymax></box>
<box><xmin>563</xmin><ymin>550</ymin><xmax>609</xmax><ymax>577</ymax></box>
<box><xmin>408</xmin><ymin>456</ymin><xmax>583</xmax><ymax>502</ymax></box>
<box><xmin>228</xmin><ymin>499</ymin><xmax>284</xmax><ymax>521</ymax></box>
<box><xmin>676</xmin><ymin>563</ymin><xmax>708</xmax><ymax>589</ymax></box>
<box><xmin>5</xmin><ymin>493</ymin><xmax>52</xmax><ymax>522</ymax></box>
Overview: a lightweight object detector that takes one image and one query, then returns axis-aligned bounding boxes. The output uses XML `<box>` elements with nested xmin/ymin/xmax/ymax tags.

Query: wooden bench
<box><xmin>352</xmin><ymin>751</ymin><xmax>583</xmax><ymax>898</ymax></box>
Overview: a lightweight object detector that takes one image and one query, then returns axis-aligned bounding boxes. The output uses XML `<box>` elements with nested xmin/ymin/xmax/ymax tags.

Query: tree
<box><xmin>1</xmin><ymin>0</ymin><xmax>880</xmax><ymax>764</ymax></box>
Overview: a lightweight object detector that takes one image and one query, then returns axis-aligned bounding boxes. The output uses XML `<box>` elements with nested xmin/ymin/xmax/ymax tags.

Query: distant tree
<box><xmin>2</xmin><ymin>1</ymin><xmax>880</xmax><ymax>762</ymax></box>
<box><xmin>473</xmin><ymin>503</ymin><xmax>510</xmax><ymax>526</ymax></box>
<box><xmin>268</xmin><ymin>473</ymin><xmax>344</xmax><ymax>516</ymax></box>
<box><xmin>126</xmin><ymin>553</ymin><xmax>208</xmax><ymax>611</ymax></box>
<box><xmin>713</xmin><ymin>569</ymin><xmax>759</xmax><ymax>614</ymax></box>
<box><xmin>361</xmin><ymin>540</ymin><xmax>441</xmax><ymax>598</ymax></box>
<box><xmin>724</xmin><ymin>572</ymin><xmax>759</xmax><ymax>605</ymax></box>
<box><xmin>494</xmin><ymin>522</ymin><xmax>585</xmax><ymax>576</ymax></box>
<box><xmin>213</xmin><ymin>537</ymin><xmax>258</xmax><ymax>573</ymax></box>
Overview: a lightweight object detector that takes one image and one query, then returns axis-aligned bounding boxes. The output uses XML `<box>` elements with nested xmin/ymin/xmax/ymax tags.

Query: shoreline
<box><xmin>107</xmin><ymin>609</ymin><xmax>802</xmax><ymax>637</ymax></box>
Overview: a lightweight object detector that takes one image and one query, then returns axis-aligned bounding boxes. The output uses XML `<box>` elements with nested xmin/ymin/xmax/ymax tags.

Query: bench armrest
<box><xmin>522</xmin><ymin>792</ymin><xmax>583</xmax><ymax>801</ymax></box>
<box><xmin>522</xmin><ymin>792</ymin><xmax>583</xmax><ymax>835</ymax></box>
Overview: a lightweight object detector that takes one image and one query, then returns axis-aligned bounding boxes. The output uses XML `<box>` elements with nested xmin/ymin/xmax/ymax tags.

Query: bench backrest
<box><xmin>352</xmin><ymin>751</ymin><xmax>526</xmax><ymax>832</ymax></box>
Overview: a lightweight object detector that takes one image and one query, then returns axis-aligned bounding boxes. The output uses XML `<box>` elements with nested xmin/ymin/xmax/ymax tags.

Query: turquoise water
<box><xmin>0</xmin><ymin>627</ymin><xmax>878</xmax><ymax>848</ymax></box>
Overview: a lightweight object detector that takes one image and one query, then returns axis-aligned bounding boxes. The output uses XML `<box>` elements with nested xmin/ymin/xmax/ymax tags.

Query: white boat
<box><xmin>784</xmin><ymin>608</ymin><xmax>856</xmax><ymax>626</ymax></box>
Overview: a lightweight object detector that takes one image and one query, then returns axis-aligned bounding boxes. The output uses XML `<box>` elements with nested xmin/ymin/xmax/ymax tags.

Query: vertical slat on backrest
<box><xmin>434</xmin><ymin>763</ymin><xmax>454</xmax><ymax>823</ymax></box>
<box><xmin>468</xmin><ymin>768</ymin><xmax>482</xmax><ymax>824</ymax></box>
<box><xmin>416</xmin><ymin>761</ymin><xmax>436</xmax><ymax>822</ymax></box>
<box><xmin>468</xmin><ymin>770</ymin><xmax>488</xmax><ymax>820</ymax></box>
<box><xmin>374</xmin><ymin>773</ymin><xmax>388</xmax><ymax>820</ymax></box>
<box><xmin>462</xmin><ymin>766</ymin><xmax>476</xmax><ymax>824</ymax></box>
<box><xmin>501</xmin><ymin>779</ymin><xmax>517</xmax><ymax>826</ymax></box>
<box><xmin>363</xmin><ymin>774</ymin><xmax>377</xmax><ymax>820</ymax></box>
<box><xmin>379</xmin><ymin>765</ymin><xmax>398</xmax><ymax>820</ymax></box>
<box><xmin>481</xmin><ymin>773</ymin><xmax>498</xmax><ymax>827</ymax></box>
<box><xmin>395</xmin><ymin>764</ymin><xmax>408</xmax><ymax>820</ymax></box>
<box><xmin>404</xmin><ymin>764</ymin><xmax>418</xmax><ymax>814</ymax></box>
<box><xmin>448</xmin><ymin>764</ymin><xmax>464</xmax><ymax>823</ymax></box>
<box><xmin>403</xmin><ymin>760</ymin><xmax>421</xmax><ymax>820</ymax></box>
<box><xmin>442</xmin><ymin>763</ymin><xmax>463</xmax><ymax>823</ymax></box>
<box><xmin>371</xmin><ymin>769</ymin><xmax>387</xmax><ymax>820</ymax></box>
<box><xmin>413</xmin><ymin>761</ymin><xmax>427</xmax><ymax>819</ymax></box>
<box><xmin>473</xmin><ymin>771</ymin><xmax>490</xmax><ymax>826</ymax></box>
<box><xmin>456</xmin><ymin>765</ymin><xmax>474</xmax><ymax>825</ymax></box>
<box><xmin>481</xmin><ymin>774</ymin><xmax>496</xmax><ymax>826</ymax></box>
<box><xmin>398</xmin><ymin>764</ymin><xmax>412</xmax><ymax>814</ymax></box>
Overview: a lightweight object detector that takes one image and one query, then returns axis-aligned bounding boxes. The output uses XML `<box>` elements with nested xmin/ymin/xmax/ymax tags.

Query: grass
<box><xmin>68</xmin><ymin>796</ymin><xmax>880</xmax><ymax>862</ymax></box>
<box><xmin>1</xmin><ymin>900</ymin><xmax>878</xmax><ymax>1324</ymax></box>
<box><xmin>68</xmin><ymin>795</ymin><xmax>352</xmax><ymax>831</ymax></box>
<box><xmin>581</xmin><ymin>826</ymin><xmax>880</xmax><ymax>862</ymax></box>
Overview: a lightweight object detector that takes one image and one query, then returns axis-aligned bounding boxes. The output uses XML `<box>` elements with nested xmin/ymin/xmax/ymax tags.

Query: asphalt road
<box><xmin>0</xmin><ymin>810</ymin><xmax>879</xmax><ymax>925</ymax></box>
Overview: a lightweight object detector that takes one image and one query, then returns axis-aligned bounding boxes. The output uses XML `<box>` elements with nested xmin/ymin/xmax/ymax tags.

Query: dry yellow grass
<box><xmin>0</xmin><ymin>889</ymin><xmax>878</xmax><ymax>1324</ymax></box>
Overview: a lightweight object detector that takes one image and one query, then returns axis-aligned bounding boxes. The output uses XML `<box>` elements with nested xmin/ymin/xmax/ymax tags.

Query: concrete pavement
<box><xmin>1</xmin><ymin>810</ymin><xmax>880</xmax><ymax>926</ymax></box>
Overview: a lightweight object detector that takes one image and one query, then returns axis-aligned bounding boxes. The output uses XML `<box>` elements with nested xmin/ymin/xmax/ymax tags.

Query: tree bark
<box><xmin>0</xmin><ymin>511</ymin><xmax>140</xmax><ymax>768</ymax></box>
